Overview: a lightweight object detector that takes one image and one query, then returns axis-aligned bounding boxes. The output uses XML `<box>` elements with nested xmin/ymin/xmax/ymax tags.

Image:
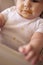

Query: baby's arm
<box><xmin>30</xmin><ymin>32</ymin><xmax>43</xmax><ymax>52</ymax></box>
<box><xmin>19</xmin><ymin>32</ymin><xmax>43</xmax><ymax>65</ymax></box>
<box><xmin>0</xmin><ymin>13</ymin><xmax>5</xmax><ymax>28</ymax></box>
<box><xmin>0</xmin><ymin>6</ymin><xmax>16</xmax><ymax>28</ymax></box>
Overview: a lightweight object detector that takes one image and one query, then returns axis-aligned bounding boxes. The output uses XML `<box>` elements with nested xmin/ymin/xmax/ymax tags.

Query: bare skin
<box><xmin>16</xmin><ymin>0</ymin><xmax>43</xmax><ymax>19</ymax></box>
<box><xmin>0</xmin><ymin>14</ymin><xmax>5</xmax><ymax>27</ymax></box>
<box><xmin>19</xmin><ymin>32</ymin><xmax>43</xmax><ymax>64</ymax></box>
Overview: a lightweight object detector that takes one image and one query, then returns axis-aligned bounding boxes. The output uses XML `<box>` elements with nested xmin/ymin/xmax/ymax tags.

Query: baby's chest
<box><xmin>4</xmin><ymin>13</ymin><xmax>37</xmax><ymax>42</ymax></box>
<box><xmin>4</xmin><ymin>21</ymin><xmax>37</xmax><ymax>43</ymax></box>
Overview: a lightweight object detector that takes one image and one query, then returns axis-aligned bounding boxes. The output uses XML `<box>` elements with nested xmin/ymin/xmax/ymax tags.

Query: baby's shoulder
<box><xmin>9</xmin><ymin>6</ymin><xmax>16</xmax><ymax>12</ymax></box>
<box><xmin>36</xmin><ymin>17</ymin><xmax>43</xmax><ymax>24</ymax></box>
<box><xmin>1</xmin><ymin>6</ymin><xmax>16</xmax><ymax>14</ymax></box>
<box><xmin>39</xmin><ymin>18</ymin><xmax>43</xmax><ymax>23</ymax></box>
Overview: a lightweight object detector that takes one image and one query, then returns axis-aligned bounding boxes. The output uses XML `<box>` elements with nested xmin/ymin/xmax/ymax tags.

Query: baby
<box><xmin>0</xmin><ymin>0</ymin><xmax>43</xmax><ymax>65</ymax></box>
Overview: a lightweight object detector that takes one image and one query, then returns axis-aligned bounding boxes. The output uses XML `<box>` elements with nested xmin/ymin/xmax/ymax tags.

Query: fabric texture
<box><xmin>1</xmin><ymin>6</ymin><xmax>43</xmax><ymax>50</ymax></box>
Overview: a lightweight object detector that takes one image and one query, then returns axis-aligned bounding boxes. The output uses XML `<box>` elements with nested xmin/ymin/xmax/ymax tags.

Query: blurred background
<box><xmin>0</xmin><ymin>0</ymin><xmax>16</xmax><ymax>11</ymax></box>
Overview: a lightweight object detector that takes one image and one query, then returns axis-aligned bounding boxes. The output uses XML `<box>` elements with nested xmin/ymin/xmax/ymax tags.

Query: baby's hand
<box><xmin>18</xmin><ymin>44</ymin><xmax>40</xmax><ymax>65</ymax></box>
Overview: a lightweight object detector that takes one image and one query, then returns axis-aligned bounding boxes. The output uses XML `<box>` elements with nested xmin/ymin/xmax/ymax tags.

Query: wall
<box><xmin>0</xmin><ymin>0</ymin><xmax>15</xmax><ymax>11</ymax></box>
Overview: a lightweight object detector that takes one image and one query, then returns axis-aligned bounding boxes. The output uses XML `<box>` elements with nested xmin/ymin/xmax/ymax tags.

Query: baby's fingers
<box><xmin>25</xmin><ymin>51</ymin><xmax>34</xmax><ymax>60</ymax></box>
<box><xmin>18</xmin><ymin>44</ymin><xmax>32</xmax><ymax>55</ymax></box>
<box><xmin>39</xmin><ymin>55</ymin><xmax>43</xmax><ymax>61</ymax></box>
<box><xmin>31</xmin><ymin>55</ymin><xmax>39</xmax><ymax>65</ymax></box>
<box><xmin>18</xmin><ymin>46</ymin><xmax>26</xmax><ymax>54</ymax></box>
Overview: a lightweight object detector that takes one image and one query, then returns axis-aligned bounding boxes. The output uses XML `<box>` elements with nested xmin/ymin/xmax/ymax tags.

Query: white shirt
<box><xmin>1</xmin><ymin>6</ymin><xmax>43</xmax><ymax>50</ymax></box>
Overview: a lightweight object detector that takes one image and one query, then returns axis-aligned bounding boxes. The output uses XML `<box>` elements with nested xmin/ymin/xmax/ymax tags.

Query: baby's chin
<box><xmin>17</xmin><ymin>10</ymin><xmax>35</xmax><ymax>19</ymax></box>
<box><xmin>20</xmin><ymin>12</ymin><xmax>34</xmax><ymax>19</ymax></box>
<box><xmin>21</xmin><ymin>14</ymin><xmax>30</xmax><ymax>19</ymax></box>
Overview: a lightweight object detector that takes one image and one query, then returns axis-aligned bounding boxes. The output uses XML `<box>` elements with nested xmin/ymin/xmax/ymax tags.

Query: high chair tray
<box><xmin>0</xmin><ymin>43</ymin><xmax>43</xmax><ymax>65</ymax></box>
<box><xmin>0</xmin><ymin>43</ymin><xmax>32</xmax><ymax>65</ymax></box>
